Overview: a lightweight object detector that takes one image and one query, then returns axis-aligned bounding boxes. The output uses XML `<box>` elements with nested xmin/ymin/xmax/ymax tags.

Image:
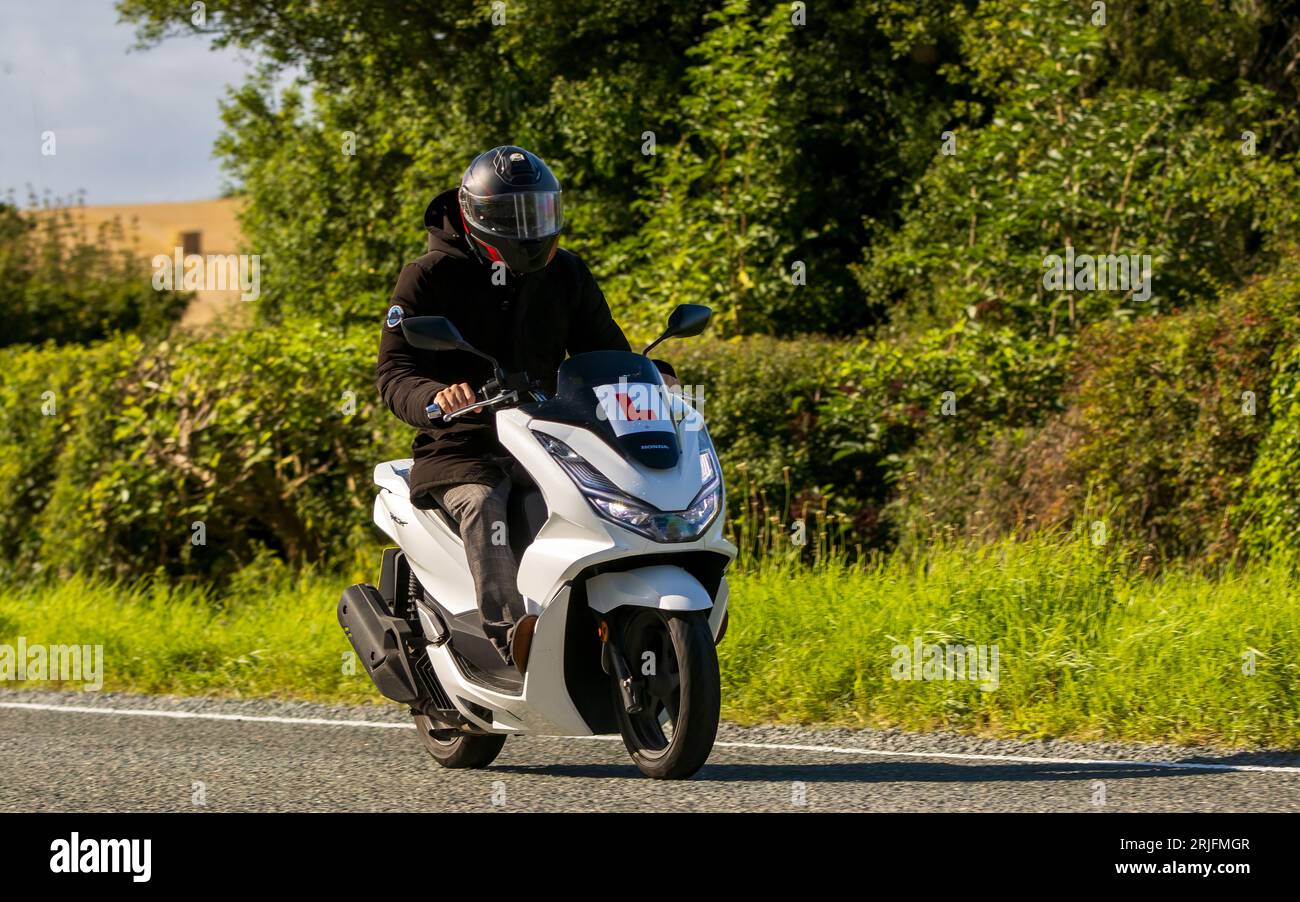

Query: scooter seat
<box><xmin>373</xmin><ymin>459</ymin><xmax>415</xmax><ymax>497</ymax></box>
<box><xmin>375</xmin><ymin>459</ymin><xmax>459</xmax><ymax>535</ymax></box>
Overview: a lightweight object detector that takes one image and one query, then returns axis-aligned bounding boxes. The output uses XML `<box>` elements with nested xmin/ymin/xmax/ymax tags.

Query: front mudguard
<box><xmin>586</xmin><ymin>564</ymin><xmax>713</xmax><ymax>614</ymax></box>
<box><xmin>585</xmin><ymin>564</ymin><xmax>728</xmax><ymax>643</ymax></box>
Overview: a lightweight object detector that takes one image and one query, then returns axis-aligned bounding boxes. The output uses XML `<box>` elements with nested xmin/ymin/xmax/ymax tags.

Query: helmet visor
<box><xmin>459</xmin><ymin>189</ymin><xmax>563</xmax><ymax>239</ymax></box>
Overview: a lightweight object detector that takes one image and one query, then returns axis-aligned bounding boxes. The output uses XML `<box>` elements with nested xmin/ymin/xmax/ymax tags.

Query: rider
<box><xmin>376</xmin><ymin>145</ymin><xmax>639</xmax><ymax>672</ymax></box>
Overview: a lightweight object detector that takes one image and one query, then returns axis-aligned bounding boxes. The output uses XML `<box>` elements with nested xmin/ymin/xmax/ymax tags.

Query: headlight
<box><xmin>699</xmin><ymin>446</ymin><xmax>718</xmax><ymax>485</ymax></box>
<box><xmin>533</xmin><ymin>430</ymin><xmax>722</xmax><ymax>542</ymax></box>
<box><xmin>589</xmin><ymin>482</ymin><xmax>721</xmax><ymax>542</ymax></box>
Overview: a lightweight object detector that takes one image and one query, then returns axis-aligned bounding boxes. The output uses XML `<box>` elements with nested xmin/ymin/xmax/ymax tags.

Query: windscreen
<box><xmin>533</xmin><ymin>351</ymin><xmax>681</xmax><ymax>469</ymax></box>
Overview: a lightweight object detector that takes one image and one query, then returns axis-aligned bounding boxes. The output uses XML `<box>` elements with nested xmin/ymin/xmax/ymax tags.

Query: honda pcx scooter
<box><xmin>339</xmin><ymin>303</ymin><xmax>736</xmax><ymax>779</ymax></box>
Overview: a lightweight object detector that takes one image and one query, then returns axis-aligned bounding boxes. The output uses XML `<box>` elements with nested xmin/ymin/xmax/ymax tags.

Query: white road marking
<box><xmin>0</xmin><ymin>700</ymin><xmax>415</xmax><ymax>730</ymax></box>
<box><xmin>2</xmin><ymin>699</ymin><xmax>1298</xmax><ymax>775</ymax></box>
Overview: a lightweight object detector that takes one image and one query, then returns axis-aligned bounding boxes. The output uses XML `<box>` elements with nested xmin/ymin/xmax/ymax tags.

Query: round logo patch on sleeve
<box><xmin>385</xmin><ymin>304</ymin><xmax>404</xmax><ymax>328</ymax></box>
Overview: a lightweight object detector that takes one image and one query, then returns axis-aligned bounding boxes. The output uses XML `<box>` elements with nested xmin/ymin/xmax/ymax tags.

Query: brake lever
<box><xmin>435</xmin><ymin>390</ymin><xmax>518</xmax><ymax>423</ymax></box>
<box><xmin>424</xmin><ymin>373</ymin><xmax>529</xmax><ymax>423</ymax></box>
<box><xmin>425</xmin><ymin>382</ymin><xmax>490</xmax><ymax>422</ymax></box>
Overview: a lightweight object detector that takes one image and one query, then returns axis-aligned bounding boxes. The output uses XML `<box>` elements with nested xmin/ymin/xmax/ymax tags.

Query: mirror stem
<box><xmin>642</xmin><ymin>332</ymin><xmax>669</xmax><ymax>357</ymax></box>
<box><xmin>460</xmin><ymin>343</ymin><xmax>504</xmax><ymax>378</ymax></box>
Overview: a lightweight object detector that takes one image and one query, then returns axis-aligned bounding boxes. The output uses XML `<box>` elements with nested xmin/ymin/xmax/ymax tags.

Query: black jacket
<box><xmin>376</xmin><ymin>188</ymin><xmax>630</xmax><ymax>501</ymax></box>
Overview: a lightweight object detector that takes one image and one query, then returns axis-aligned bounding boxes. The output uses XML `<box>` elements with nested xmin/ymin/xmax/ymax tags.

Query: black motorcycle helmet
<box><xmin>458</xmin><ymin>145</ymin><xmax>563</xmax><ymax>274</ymax></box>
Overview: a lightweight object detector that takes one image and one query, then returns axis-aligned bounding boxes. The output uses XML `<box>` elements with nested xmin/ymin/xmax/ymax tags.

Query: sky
<box><xmin>0</xmin><ymin>0</ymin><xmax>280</xmax><ymax>206</ymax></box>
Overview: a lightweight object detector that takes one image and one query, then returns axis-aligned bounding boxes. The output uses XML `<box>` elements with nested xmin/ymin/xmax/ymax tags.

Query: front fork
<box><xmin>597</xmin><ymin>617</ymin><xmax>644</xmax><ymax>714</ymax></box>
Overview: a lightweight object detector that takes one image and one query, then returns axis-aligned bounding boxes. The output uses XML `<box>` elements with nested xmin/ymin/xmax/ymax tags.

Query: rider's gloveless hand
<box><xmin>435</xmin><ymin>382</ymin><xmax>482</xmax><ymax>415</ymax></box>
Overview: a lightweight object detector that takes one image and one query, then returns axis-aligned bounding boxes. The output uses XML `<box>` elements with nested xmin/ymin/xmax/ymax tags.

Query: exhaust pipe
<box><xmin>338</xmin><ymin>584</ymin><xmax>423</xmax><ymax>704</ymax></box>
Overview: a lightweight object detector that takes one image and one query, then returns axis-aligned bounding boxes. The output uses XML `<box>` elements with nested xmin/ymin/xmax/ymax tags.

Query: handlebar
<box><xmin>423</xmin><ymin>371</ymin><xmax>547</xmax><ymax>424</ymax></box>
<box><xmin>426</xmin><ymin>390</ymin><xmax>519</xmax><ymax>423</ymax></box>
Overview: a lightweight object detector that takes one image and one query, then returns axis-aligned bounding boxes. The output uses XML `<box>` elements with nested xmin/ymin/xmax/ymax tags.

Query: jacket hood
<box><xmin>423</xmin><ymin>188</ymin><xmax>473</xmax><ymax>259</ymax></box>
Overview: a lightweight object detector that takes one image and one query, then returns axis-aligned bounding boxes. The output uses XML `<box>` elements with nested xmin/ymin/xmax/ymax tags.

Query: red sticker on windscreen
<box><xmin>593</xmin><ymin>381</ymin><xmax>674</xmax><ymax>437</ymax></box>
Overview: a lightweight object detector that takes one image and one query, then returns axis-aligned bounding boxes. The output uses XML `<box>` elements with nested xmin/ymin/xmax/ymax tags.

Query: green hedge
<box><xmin>0</xmin><ymin>201</ymin><xmax>187</xmax><ymax>347</ymax></box>
<box><xmin>0</xmin><ymin>323</ymin><xmax>854</xmax><ymax>580</ymax></box>
<box><xmin>819</xmin><ymin>322</ymin><xmax>1072</xmax><ymax>548</ymax></box>
<box><xmin>1241</xmin><ymin>343</ymin><xmax>1300</xmax><ymax>558</ymax></box>
<box><xmin>673</xmin><ymin>335</ymin><xmax>860</xmax><ymax>521</ymax></box>
<box><xmin>5</xmin><ymin>290</ymin><xmax>1300</xmax><ymax>581</ymax></box>
<box><xmin>0</xmin><ymin>323</ymin><xmax>408</xmax><ymax>581</ymax></box>
<box><xmin>0</xmin><ymin>341</ymin><xmax>123</xmax><ymax>570</ymax></box>
<box><xmin>888</xmin><ymin>258</ymin><xmax>1300</xmax><ymax>560</ymax></box>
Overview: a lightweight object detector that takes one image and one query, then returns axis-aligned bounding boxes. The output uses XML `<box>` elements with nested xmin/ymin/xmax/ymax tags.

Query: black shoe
<box><xmin>483</xmin><ymin>620</ymin><xmax>515</xmax><ymax>668</ymax></box>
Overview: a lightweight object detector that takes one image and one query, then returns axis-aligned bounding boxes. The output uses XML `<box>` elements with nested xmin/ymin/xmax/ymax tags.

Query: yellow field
<box><xmin>39</xmin><ymin>197</ymin><xmax>251</xmax><ymax>330</ymax></box>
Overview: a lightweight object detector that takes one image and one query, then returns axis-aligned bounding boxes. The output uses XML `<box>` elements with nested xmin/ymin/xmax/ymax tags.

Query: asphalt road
<box><xmin>2</xmin><ymin>690</ymin><xmax>1298</xmax><ymax>813</ymax></box>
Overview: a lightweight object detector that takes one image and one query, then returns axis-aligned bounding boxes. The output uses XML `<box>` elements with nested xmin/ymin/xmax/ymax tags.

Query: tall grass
<box><xmin>721</xmin><ymin>535</ymin><xmax>1300</xmax><ymax>746</ymax></box>
<box><xmin>0</xmin><ymin>566</ymin><xmax>374</xmax><ymax>704</ymax></box>
<box><xmin>724</xmin><ymin>463</ymin><xmax>860</xmax><ymax>568</ymax></box>
<box><xmin>1</xmin><ymin>534</ymin><xmax>1297</xmax><ymax>748</ymax></box>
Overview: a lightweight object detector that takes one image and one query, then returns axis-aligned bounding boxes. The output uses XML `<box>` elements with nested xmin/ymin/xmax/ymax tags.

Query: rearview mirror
<box><xmin>643</xmin><ymin>304</ymin><xmax>712</xmax><ymax>356</ymax></box>
<box><xmin>401</xmin><ymin>315</ymin><xmax>504</xmax><ymax>378</ymax></box>
<box><xmin>402</xmin><ymin>316</ymin><xmax>467</xmax><ymax>352</ymax></box>
<box><xmin>666</xmin><ymin>303</ymin><xmax>712</xmax><ymax>338</ymax></box>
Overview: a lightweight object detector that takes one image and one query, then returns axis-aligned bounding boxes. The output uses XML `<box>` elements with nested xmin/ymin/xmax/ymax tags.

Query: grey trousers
<box><xmin>427</xmin><ymin>479</ymin><xmax>524</xmax><ymax>662</ymax></box>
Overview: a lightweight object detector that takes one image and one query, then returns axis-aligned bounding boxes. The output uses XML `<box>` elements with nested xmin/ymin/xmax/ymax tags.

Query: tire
<box><xmin>412</xmin><ymin>713</ymin><xmax>507</xmax><ymax>769</ymax></box>
<box><xmin>611</xmin><ymin>609</ymin><xmax>720</xmax><ymax>780</ymax></box>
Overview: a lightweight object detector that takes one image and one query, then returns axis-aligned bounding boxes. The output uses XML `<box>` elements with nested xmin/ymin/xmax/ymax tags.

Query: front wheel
<box><xmin>412</xmin><ymin>713</ymin><xmax>507</xmax><ymax>769</ymax></box>
<box><xmin>611</xmin><ymin>609</ymin><xmax>720</xmax><ymax>779</ymax></box>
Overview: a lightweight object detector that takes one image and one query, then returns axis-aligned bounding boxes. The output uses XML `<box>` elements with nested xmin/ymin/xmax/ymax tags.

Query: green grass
<box><xmin>0</xmin><ymin>567</ymin><xmax>375</xmax><ymax>704</ymax></box>
<box><xmin>723</xmin><ymin>538</ymin><xmax>1300</xmax><ymax>747</ymax></box>
<box><xmin>2</xmin><ymin>534</ymin><xmax>1297</xmax><ymax>748</ymax></box>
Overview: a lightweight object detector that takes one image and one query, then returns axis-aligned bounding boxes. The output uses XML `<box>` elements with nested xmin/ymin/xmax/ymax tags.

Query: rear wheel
<box><xmin>412</xmin><ymin>714</ymin><xmax>507</xmax><ymax>769</ymax></box>
<box><xmin>611</xmin><ymin>609</ymin><xmax>720</xmax><ymax>780</ymax></box>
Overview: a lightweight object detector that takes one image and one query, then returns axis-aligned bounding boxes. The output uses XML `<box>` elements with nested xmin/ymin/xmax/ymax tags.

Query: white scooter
<box><xmin>339</xmin><ymin>304</ymin><xmax>736</xmax><ymax>779</ymax></box>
